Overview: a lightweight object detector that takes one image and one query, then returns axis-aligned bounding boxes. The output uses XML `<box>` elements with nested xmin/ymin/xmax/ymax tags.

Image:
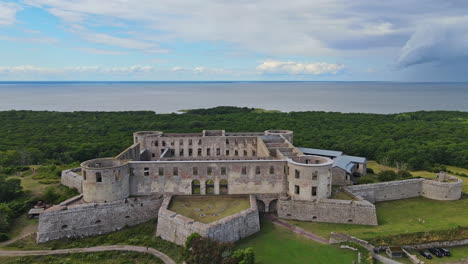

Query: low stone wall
<box><xmin>403</xmin><ymin>239</ymin><xmax>468</xmax><ymax>250</ymax></box>
<box><xmin>61</xmin><ymin>168</ymin><xmax>83</xmax><ymax>193</ymax></box>
<box><xmin>345</xmin><ymin>179</ymin><xmax>425</xmax><ymax>203</ymax></box>
<box><xmin>277</xmin><ymin>198</ymin><xmax>378</xmax><ymax>226</ymax></box>
<box><xmin>37</xmin><ymin>195</ymin><xmax>164</xmax><ymax>243</ymax></box>
<box><xmin>156</xmin><ymin>195</ymin><xmax>260</xmax><ymax>246</ymax></box>
<box><xmin>421</xmin><ymin>176</ymin><xmax>463</xmax><ymax>200</ymax></box>
<box><xmin>346</xmin><ymin>176</ymin><xmax>462</xmax><ymax>203</ymax></box>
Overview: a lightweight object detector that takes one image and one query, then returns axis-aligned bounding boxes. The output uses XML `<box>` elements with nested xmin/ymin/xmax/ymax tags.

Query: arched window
<box><xmin>269</xmin><ymin>166</ymin><xmax>274</xmax><ymax>174</ymax></box>
<box><xmin>220</xmin><ymin>179</ymin><xmax>228</xmax><ymax>194</ymax></box>
<box><xmin>192</xmin><ymin>180</ymin><xmax>201</xmax><ymax>194</ymax></box>
<box><xmin>206</xmin><ymin>179</ymin><xmax>215</xmax><ymax>194</ymax></box>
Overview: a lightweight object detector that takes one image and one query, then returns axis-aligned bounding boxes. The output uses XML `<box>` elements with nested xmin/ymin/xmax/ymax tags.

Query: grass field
<box><xmin>288</xmin><ymin>195</ymin><xmax>468</xmax><ymax>240</ymax></box>
<box><xmin>237</xmin><ymin>219</ymin><xmax>357</xmax><ymax>264</ymax></box>
<box><xmin>0</xmin><ymin>251</ymin><xmax>163</xmax><ymax>264</ymax></box>
<box><xmin>169</xmin><ymin>195</ymin><xmax>250</xmax><ymax>224</ymax></box>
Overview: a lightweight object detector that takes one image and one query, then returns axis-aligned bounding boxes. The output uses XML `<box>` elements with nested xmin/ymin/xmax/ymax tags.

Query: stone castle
<box><xmin>38</xmin><ymin>130</ymin><xmax>463</xmax><ymax>245</ymax></box>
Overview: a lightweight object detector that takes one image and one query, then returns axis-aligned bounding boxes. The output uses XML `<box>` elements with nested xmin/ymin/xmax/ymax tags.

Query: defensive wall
<box><xmin>37</xmin><ymin>195</ymin><xmax>164</xmax><ymax>243</ymax></box>
<box><xmin>345</xmin><ymin>174</ymin><xmax>462</xmax><ymax>203</ymax></box>
<box><xmin>156</xmin><ymin>195</ymin><xmax>260</xmax><ymax>245</ymax></box>
<box><xmin>61</xmin><ymin>168</ymin><xmax>83</xmax><ymax>193</ymax></box>
<box><xmin>277</xmin><ymin>195</ymin><xmax>378</xmax><ymax>226</ymax></box>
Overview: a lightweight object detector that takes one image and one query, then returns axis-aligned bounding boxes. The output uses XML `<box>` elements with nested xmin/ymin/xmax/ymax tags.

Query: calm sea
<box><xmin>0</xmin><ymin>82</ymin><xmax>466</xmax><ymax>114</ymax></box>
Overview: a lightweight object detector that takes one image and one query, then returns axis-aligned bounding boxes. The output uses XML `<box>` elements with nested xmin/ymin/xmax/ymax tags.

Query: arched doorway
<box><xmin>219</xmin><ymin>179</ymin><xmax>228</xmax><ymax>194</ymax></box>
<box><xmin>191</xmin><ymin>180</ymin><xmax>201</xmax><ymax>194</ymax></box>
<box><xmin>256</xmin><ymin>200</ymin><xmax>266</xmax><ymax>213</ymax></box>
<box><xmin>206</xmin><ymin>179</ymin><xmax>215</xmax><ymax>194</ymax></box>
<box><xmin>268</xmin><ymin>199</ymin><xmax>278</xmax><ymax>213</ymax></box>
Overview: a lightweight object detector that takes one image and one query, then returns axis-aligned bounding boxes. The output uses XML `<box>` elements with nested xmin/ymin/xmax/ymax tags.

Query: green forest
<box><xmin>0</xmin><ymin>107</ymin><xmax>467</xmax><ymax>171</ymax></box>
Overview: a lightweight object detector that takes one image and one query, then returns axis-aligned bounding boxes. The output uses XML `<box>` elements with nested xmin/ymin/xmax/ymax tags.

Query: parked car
<box><xmin>419</xmin><ymin>251</ymin><xmax>433</xmax><ymax>259</ymax></box>
<box><xmin>428</xmin><ymin>248</ymin><xmax>443</xmax><ymax>258</ymax></box>
<box><xmin>437</xmin><ymin>247</ymin><xmax>451</xmax><ymax>256</ymax></box>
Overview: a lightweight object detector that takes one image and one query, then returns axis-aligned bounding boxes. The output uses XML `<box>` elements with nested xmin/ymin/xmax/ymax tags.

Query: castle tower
<box><xmin>81</xmin><ymin>158</ymin><xmax>130</xmax><ymax>203</ymax></box>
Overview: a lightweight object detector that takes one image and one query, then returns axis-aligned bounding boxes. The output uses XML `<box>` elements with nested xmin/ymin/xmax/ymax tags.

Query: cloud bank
<box><xmin>257</xmin><ymin>61</ymin><xmax>344</xmax><ymax>75</ymax></box>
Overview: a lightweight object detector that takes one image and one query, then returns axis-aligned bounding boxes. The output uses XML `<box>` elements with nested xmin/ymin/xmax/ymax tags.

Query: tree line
<box><xmin>0</xmin><ymin>107</ymin><xmax>466</xmax><ymax>171</ymax></box>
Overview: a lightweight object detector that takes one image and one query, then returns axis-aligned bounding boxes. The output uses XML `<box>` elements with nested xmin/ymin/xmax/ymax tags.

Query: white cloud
<box><xmin>0</xmin><ymin>35</ymin><xmax>59</xmax><ymax>44</ymax></box>
<box><xmin>0</xmin><ymin>2</ymin><xmax>21</xmax><ymax>26</ymax></box>
<box><xmin>397</xmin><ymin>16</ymin><xmax>468</xmax><ymax>68</ymax></box>
<box><xmin>256</xmin><ymin>61</ymin><xmax>345</xmax><ymax>75</ymax></box>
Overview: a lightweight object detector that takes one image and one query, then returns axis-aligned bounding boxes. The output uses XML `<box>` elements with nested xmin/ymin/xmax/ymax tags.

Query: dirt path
<box><xmin>265</xmin><ymin>214</ymin><xmax>329</xmax><ymax>244</ymax></box>
<box><xmin>0</xmin><ymin>232</ymin><xmax>36</xmax><ymax>247</ymax></box>
<box><xmin>0</xmin><ymin>245</ymin><xmax>176</xmax><ymax>264</ymax></box>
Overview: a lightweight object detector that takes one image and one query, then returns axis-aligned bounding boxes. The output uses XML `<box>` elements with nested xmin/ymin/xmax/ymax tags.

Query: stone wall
<box><xmin>345</xmin><ymin>177</ymin><xmax>462</xmax><ymax>203</ymax></box>
<box><xmin>37</xmin><ymin>195</ymin><xmax>164</xmax><ymax>243</ymax></box>
<box><xmin>156</xmin><ymin>195</ymin><xmax>260</xmax><ymax>246</ymax></box>
<box><xmin>61</xmin><ymin>168</ymin><xmax>83</xmax><ymax>193</ymax></box>
<box><xmin>421</xmin><ymin>175</ymin><xmax>463</xmax><ymax>200</ymax></box>
<box><xmin>403</xmin><ymin>239</ymin><xmax>468</xmax><ymax>250</ymax></box>
<box><xmin>277</xmin><ymin>197</ymin><xmax>378</xmax><ymax>225</ymax></box>
<box><xmin>345</xmin><ymin>179</ymin><xmax>425</xmax><ymax>203</ymax></box>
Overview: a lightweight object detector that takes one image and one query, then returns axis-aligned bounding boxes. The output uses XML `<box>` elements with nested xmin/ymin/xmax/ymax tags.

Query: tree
<box><xmin>0</xmin><ymin>176</ymin><xmax>23</xmax><ymax>202</ymax></box>
<box><xmin>377</xmin><ymin>170</ymin><xmax>399</xmax><ymax>182</ymax></box>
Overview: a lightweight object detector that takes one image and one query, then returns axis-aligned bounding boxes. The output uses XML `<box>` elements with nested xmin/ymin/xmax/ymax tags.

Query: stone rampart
<box><xmin>156</xmin><ymin>195</ymin><xmax>260</xmax><ymax>246</ymax></box>
<box><xmin>345</xmin><ymin>179</ymin><xmax>425</xmax><ymax>203</ymax></box>
<box><xmin>37</xmin><ymin>195</ymin><xmax>164</xmax><ymax>243</ymax></box>
<box><xmin>61</xmin><ymin>168</ymin><xmax>83</xmax><ymax>193</ymax></box>
<box><xmin>277</xmin><ymin>197</ymin><xmax>378</xmax><ymax>225</ymax></box>
<box><xmin>421</xmin><ymin>175</ymin><xmax>462</xmax><ymax>200</ymax></box>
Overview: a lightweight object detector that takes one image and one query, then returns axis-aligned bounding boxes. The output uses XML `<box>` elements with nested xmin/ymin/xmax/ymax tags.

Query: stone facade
<box><xmin>156</xmin><ymin>195</ymin><xmax>260</xmax><ymax>245</ymax></box>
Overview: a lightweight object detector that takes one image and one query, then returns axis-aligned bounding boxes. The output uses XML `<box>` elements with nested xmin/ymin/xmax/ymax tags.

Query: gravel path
<box><xmin>265</xmin><ymin>214</ymin><xmax>330</xmax><ymax>244</ymax></box>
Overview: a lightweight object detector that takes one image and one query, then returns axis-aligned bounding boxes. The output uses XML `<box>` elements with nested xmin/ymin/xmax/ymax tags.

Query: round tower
<box><xmin>81</xmin><ymin>158</ymin><xmax>130</xmax><ymax>203</ymax></box>
<box><xmin>286</xmin><ymin>155</ymin><xmax>333</xmax><ymax>200</ymax></box>
<box><xmin>264</xmin><ymin>130</ymin><xmax>294</xmax><ymax>144</ymax></box>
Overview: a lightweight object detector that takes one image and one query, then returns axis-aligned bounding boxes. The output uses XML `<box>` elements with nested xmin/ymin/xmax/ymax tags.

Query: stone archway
<box><xmin>256</xmin><ymin>200</ymin><xmax>266</xmax><ymax>213</ymax></box>
<box><xmin>191</xmin><ymin>180</ymin><xmax>201</xmax><ymax>194</ymax></box>
<box><xmin>206</xmin><ymin>179</ymin><xmax>215</xmax><ymax>194</ymax></box>
<box><xmin>219</xmin><ymin>179</ymin><xmax>228</xmax><ymax>194</ymax></box>
<box><xmin>268</xmin><ymin>199</ymin><xmax>278</xmax><ymax>213</ymax></box>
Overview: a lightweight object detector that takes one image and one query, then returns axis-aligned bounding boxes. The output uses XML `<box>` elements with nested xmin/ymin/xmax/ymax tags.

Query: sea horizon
<box><xmin>0</xmin><ymin>81</ymin><xmax>467</xmax><ymax>114</ymax></box>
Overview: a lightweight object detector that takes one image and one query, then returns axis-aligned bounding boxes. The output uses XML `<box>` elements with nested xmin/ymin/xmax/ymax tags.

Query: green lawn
<box><xmin>169</xmin><ymin>195</ymin><xmax>250</xmax><ymax>224</ymax></box>
<box><xmin>288</xmin><ymin>195</ymin><xmax>468</xmax><ymax>240</ymax></box>
<box><xmin>237</xmin><ymin>219</ymin><xmax>357</xmax><ymax>264</ymax></box>
<box><xmin>0</xmin><ymin>251</ymin><xmax>163</xmax><ymax>264</ymax></box>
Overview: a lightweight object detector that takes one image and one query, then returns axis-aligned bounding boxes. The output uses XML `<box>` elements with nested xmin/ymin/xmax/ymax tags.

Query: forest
<box><xmin>0</xmin><ymin>107</ymin><xmax>466</xmax><ymax>171</ymax></box>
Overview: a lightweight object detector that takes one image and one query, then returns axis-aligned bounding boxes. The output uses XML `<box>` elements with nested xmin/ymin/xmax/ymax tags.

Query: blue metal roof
<box><xmin>342</xmin><ymin>155</ymin><xmax>366</xmax><ymax>164</ymax></box>
<box><xmin>297</xmin><ymin>147</ymin><xmax>343</xmax><ymax>157</ymax></box>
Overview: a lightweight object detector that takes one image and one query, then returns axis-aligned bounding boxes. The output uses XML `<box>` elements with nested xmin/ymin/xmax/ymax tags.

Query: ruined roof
<box><xmin>297</xmin><ymin>147</ymin><xmax>343</xmax><ymax>157</ymax></box>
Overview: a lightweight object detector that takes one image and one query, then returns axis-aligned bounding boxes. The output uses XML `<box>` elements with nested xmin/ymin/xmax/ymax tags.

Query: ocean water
<box><xmin>0</xmin><ymin>81</ymin><xmax>466</xmax><ymax>114</ymax></box>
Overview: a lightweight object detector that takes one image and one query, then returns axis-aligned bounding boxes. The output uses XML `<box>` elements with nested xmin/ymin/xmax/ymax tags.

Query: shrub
<box><xmin>397</xmin><ymin>170</ymin><xmax>412</xmax><ymax>179</ymax></box>
<box><xmin>185</xmin><ymin>233</ymin><xmax>201</xmax><ymax>248</ymax></box>
<box><xmin>0</xmin><ymin>233</ymin><xmax>9</xmax><ymax>242</ymax></box>
<box><xmin>377</xmin><ymin>170</ymin><xmax>399</xmax><ymax>182</ymax></box>
<box><xmin>366</xmin><ymin>168</ymin><xmax>375</xmax><ymax>174</ymax></box>
<box><xmin>232</xmin><ymin>247</ymin><xmax>255</xmax><ymax>264</ymax></box>
<box><xmin>357</xmin><ymin>177</ymin><xmax>374</xmax><ymax>184</ymax></box>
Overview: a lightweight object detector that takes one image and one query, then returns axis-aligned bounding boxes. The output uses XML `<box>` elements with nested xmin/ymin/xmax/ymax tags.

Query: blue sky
<box><xmin>1</xmin><ymin>0</ymin><xmax>468</xmax><ymax>81</ymax></box>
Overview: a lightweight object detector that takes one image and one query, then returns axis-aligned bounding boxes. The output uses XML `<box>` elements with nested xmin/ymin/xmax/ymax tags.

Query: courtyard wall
<box><xmin>156</xmin><ymin>195</ymin><xmax>260</xmax><ymax>245</ymax></box>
